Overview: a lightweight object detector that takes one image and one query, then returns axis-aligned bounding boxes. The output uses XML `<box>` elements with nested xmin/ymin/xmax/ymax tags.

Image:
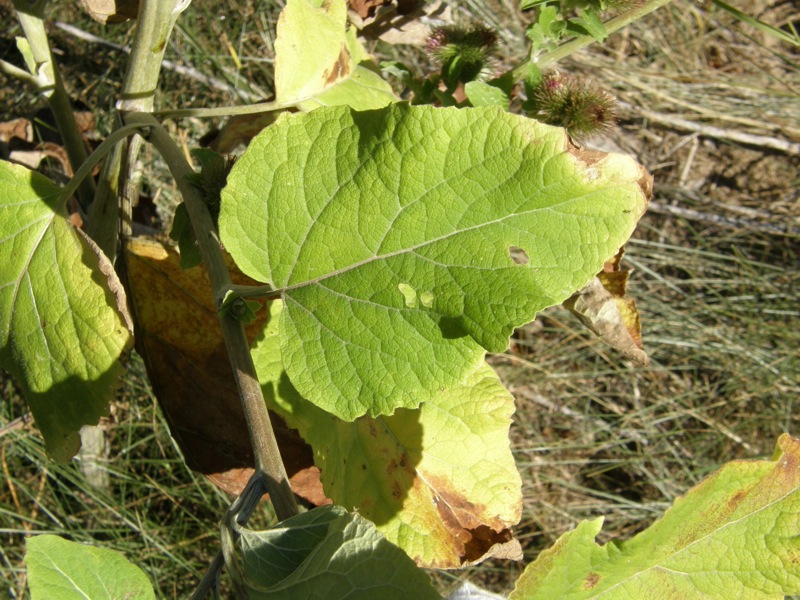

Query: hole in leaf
<box><xmin>509</xmin><ymin>246</ymin><xmax>529</xmax><ymax>265</ymax></box>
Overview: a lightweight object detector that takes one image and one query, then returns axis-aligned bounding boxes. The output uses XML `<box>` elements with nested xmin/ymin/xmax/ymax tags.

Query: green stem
<box><xmin>0</xmin><ymin>58</ymin><xmax>37</xmax><ymax>84</ymax></box>
<box><xmin>154</xmin><ymin>100</ymin><xmax>289</xmax><ymax>120</ymax></box>
<box><xmin>87</xmin><ymin>0</ymin><xmax>189</xmax><ymax>261</ymax></box>
<box><xmin>13</xmin><ymin>0</ymin><xmax>96</xmax><ymax>212</ymax></box>
<box><xmin>511</xmin><ymin>0</ymin><xmax>675</xmax><ymax>81</ymax></box>
<box><xmin>58</xmin><ymin>123</ymin><xmax>147</xmax><ymax>213</ymax></box>
<box><xmin>124</xmin><ymin>112</ymin><xmax>299</xmax><ymax>523</ymax></box>
<box><xmin>226</xmin><ymin>284</ymin><xmax>279</xmax><ymax>300</ymax></box>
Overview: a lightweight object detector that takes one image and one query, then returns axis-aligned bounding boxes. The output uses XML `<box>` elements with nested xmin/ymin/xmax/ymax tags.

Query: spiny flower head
<box><xmin>528</xmin><ymin>71</ymin><xmax>619</xmax><ymax>140</ymax></box>
<box><xmin>425</xmin><ymin>23</ymin><xmax>498</xmax><ymax>84</ymax></box>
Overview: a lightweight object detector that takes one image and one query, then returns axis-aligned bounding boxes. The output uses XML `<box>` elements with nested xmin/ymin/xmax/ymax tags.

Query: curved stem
<box><xmin>511</xmin><ymin>0</ymin><xmax>674</xmax><ymax>81</ymax></box>
<box><xmin>88</xmin><ymin>0</ymin><xmax>189</xmax><ymax>261</ymax></box>
<box><xmin>58</xmin><ymin>123</ymin><xmax>146</xmax><ymax>213</ymax></box>
<box><xmin>190</xmin><ymin>551</ymin><xmax>224</xmax><ymax>600</ymax></box>
<box><xmin>124</xmin><ymin>112</ymin><xmax>299</xmax><ymax>523</ymax></box>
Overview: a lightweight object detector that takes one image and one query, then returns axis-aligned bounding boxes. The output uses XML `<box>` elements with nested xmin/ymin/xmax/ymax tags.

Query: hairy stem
<box><xmin>124</xmin><ymin>112</ymin><xmax>299</xmax><ymax>523</ymax></box>
<box><xmin>13</xmin><ymin>0</ymin><xmax>96</xmax><ymax>212</ymax></box>
<box><xmin>511</xmin><ymin>0</ymin><xmax>674</xmax><ymax>81</ymax></box>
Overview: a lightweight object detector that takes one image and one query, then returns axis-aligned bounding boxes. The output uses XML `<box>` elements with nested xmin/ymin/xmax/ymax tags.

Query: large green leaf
<box><xmin>220</xmin><ymin>104</ymin><xmax>650</xmax><ymax>420</ymax></box>
<box><xmin>510</xmin><ymin>434</ymin><xmax>800</xmax><ymax>599</ymax></box>
<box><xmin>253</xmin><ymin>301</ymin><xmax>522</xmax><ymax>568</ymax></box>
<box><xmin>0</xmin><ymin>161</ymin><xmax>132</xmax><ymax>461</ymax></box>
<box><xmin>274</xmin><ymin>0</ymin><xmax>396</xmax><ymax>110</ymax></box>
<box><xmin>230</xmin><ymin>504</ymin><xmax>439</xmax><ymax>599</ymax></box>
<box><xmin>26</xmin><ymin>535</ymin><xmax>155</xmax><ymax>600</ymax></box>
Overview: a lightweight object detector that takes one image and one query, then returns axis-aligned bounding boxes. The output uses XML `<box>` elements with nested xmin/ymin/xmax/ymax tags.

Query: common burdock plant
<box><xmin>3</xmin><ymin>0</ymin><xmax>800</xmax><ymax>597</ymax></box>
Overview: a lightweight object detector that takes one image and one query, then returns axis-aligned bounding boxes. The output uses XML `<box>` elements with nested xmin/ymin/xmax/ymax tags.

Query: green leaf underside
<box><xmin>26</xmin><ymin>535</ymin><xmax>155</xmax><ymax>600</ymax></box>
<box><xmin>253</xmin><ymin>301</ymin><xmax>522</xmax><ymax>568</ymax></box>
<box><xmin>275</xmin><ymin>0</ymin><xmax>396</xmax><ymax>110</ymax></box>
<box><xmin>220</xmin><ymin>104</ymin><xmax>649</xmax><ymax>420</ymax></box>
<box><xmin>510</xmin><ymin>434</ymin><xmax>800</xmax><ymax>599</ymax></box>
<box><xmin>0</xmin><ymin>162</ymin><xmax>131</xmax><ymax>461</ymax></box>
<box><xmin>234</xmin><ymin>505</ymin><xmax>439</xmax><ymax>599</ymax></box>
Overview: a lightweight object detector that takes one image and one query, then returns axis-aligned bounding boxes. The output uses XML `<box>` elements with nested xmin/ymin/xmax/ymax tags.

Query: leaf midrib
<box><xmin>276</xmin><ymin>181</ymin><xmax>621</xmax><ymax>296</ymax></box>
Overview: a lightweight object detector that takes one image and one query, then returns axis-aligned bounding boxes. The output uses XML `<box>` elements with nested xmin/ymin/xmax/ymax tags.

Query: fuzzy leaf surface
<box><xmin>0</xmin><ymin>161</ymin><xmax>132</xmax><ymax>460</ymax></box>
<box><xmin>510</xmin><ymin>434</ymin><xmax>800</xmax><ymax>599</ymax></box>
<box><xmin>253</xmin><ymin>301</ymin><xmax>522</xmax><ymax>568</ymax></box>
<box><xmin>274</xmin><ymin>0</ymin><xmax>396</xmax><ymax>110</ymax></box>
<box><xmin>26</xmin><ymin>535</ymin><xmax>154</xmax><ymax>599</ymax></box>
<box><xmin>232</xmin><ymin>504</ymin><xmax>439</xmax><ymax>599</ymax></box>
<box><xmin>220</xmin><ymin>104</ymin><xmax>650</xmax><ymax>419</ymax></box>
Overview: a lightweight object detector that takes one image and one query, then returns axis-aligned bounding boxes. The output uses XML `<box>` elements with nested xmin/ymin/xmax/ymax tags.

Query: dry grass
<box><xmin>1</xmin><ymin>0</ymin><xmax>799</xmax><ymax>597</ymax></box>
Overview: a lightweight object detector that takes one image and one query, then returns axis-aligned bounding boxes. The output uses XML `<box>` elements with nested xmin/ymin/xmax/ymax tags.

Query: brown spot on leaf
<box><xmin>727</xmin><ymin>489</ymin><xmax>748</xmax><ymax>511</ymax></box>
<box><xmin>391</xmin><ymin>479</ymin><xmax>403</xmax><ymax>500</ymax></box>
<box><xmin>584</xmin><ymin>572</ymin><xmax>601</xmax><ymax>589</ymax></box>
<box><xmin>323</xmin><ymin>46</ymin><xmax>351</xmax><ymax>86</ymax></box>
<box><xmin>425</xmin><ymin>473</ymin><xmax>522</xmax><ymax>567</ymax></box>
<box><xmin>565</xmin><ymin>137</ymin><xmax>607</xmax><ymax>168</ymax></box>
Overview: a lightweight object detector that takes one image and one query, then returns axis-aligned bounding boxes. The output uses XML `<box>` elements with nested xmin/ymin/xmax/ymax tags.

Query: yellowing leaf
<box><xmin>253</xmin><ymin>301</ymin><xmax>522</xmax><ymax>568</ymax></box>
<box><xmin>122</xmin><ymin>238</ymin><xmax>323</xmax><ymax>503</ymax></box>
<box><xmin>0</xmin><ymin>161</ymin><xmax>132</xmax><ymax>461</ymax></box>
<box><xmin>564</xmin><ymin>248</ymin><xmax>648</xmax><ymax>365</ymax></box>
<box><xmin>511</xmin><ymin>434</ymin><xmax>800</xmax><ymax>599</ymax></box>
<box><xmin>78</xmin><ymin>0</ymin><xmax>139</xmax><ymax>24</ymax></box>
<box><xmin>274</xmin><ymin>0</ymin><xmax>397</xmax><ymax>110</ymax></box>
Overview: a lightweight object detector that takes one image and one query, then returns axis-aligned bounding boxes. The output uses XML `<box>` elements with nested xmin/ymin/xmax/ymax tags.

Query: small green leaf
<box><xmin>567</xmin><ymin>10</ymin><xmax>608</xmax><ymax>42</ymax></box>
<box><xmin>0</xmin><ymin>161</ymin><xmax>132</xmax><ymax>461</ymax></box>
<box><xmin>231</xmin><ymin>505</ymin><xmax>439</xmax><ymax>599</ymax></box>
<box><xmin>465</xmin><ymin>81</ymin><xmax>510</xmax><ymax>109</ymax></box>
<box><xmin>538</xmin><ymin>5</ymin><xmax>561</xmax><ymax>35</ymax></box>
<box><xmin>26</xmin><ymin>535</ymin><xmax>155</xmax><ymax>600</ymax></box>
<box><xmin>520</xmin><ymin>0</ymin><xmax>546</xmax><ymax>10</ymax></box>
<box><xmin>220</xmin><ymin>104</ymin><xmax>650</xmax><ymax>421</ymax></box>
<box><xmin>253</xmin><ymin>301</ymin><xmax>522</xmax><ymax>568</ymax></box>
<box><xmin>510</xmin><ymin>434</ymin><xmax>800</xmax><ymax>599</ymax></box>
<box><xmin>274</xmin><ymin>0</ymin><xmax>397</xmax><ymax>110</ymax></box>
<box><xmin>526</xmin><ymin>5</ymin><xmax>564</xmax><ymax>50</ymax></box>
<box><xmin>381</xmin><ymin>60</ymin><xmax>413</xmax><ymax>83</ymax></box>
<box><xmin>168</xmin><ymin>203</ymin><xmax>202</xmax><ymax>269</ymax></box>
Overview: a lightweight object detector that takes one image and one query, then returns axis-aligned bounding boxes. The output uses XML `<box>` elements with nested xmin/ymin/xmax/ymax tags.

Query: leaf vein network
<box><xmin>7</xmin><ymin>215</ymin><xmax>54</xmax><ymax>338</ymax></box>
<box><xmin>284</xmin><ymin>135</ymin><xmax>395</xmax><ymax>284</ymax></box>
<box><xmin>286</xmin><ymin>290</ymin><xmax>421</xmax><ymax>360</ymax></box>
